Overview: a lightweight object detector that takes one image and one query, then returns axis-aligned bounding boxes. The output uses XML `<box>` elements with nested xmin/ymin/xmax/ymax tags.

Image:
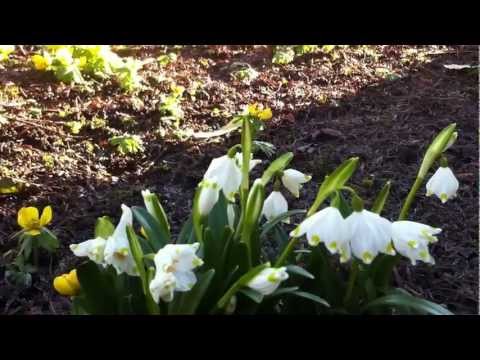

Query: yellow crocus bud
<box><xmin>53</xmin><ymin>269</ymin><xmax>80</xmax><ymax>296</ymax></box>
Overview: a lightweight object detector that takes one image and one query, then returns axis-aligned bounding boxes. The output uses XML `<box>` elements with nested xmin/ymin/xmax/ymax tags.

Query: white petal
<box><xmin>247</xmin><ymin>267</ymin><xmax>289</xmax><ymax>295</ymax></box>
<box><xmin>281</xmin><ymin>169</ymin><xmax>312</xmax><ymax>198</ymax></box>
<box><xmin>70</xmin><ymin>237</ymin><xmax>107</xmax><ymax>265</ymax></box>
<box><xmin>174</xmin><ymin>271</ymin><xmax>197</xmax><ymax>291</ymax></box>
<box><xmin>103</xmin><ymin>205</ymin><xmax>138</xmax><ymax>276</ymax></box>
<box><xmin>426</xmin><ymin>167</ymin><xmax>459</xmax><ymax>203</ymax></box>
<box><xmin>197</xmin><ymin>178</ymin><xmax>220</xmax><ymax>215</ymax></box>
<box><xmin>290</xmin><ymin>210</ymin><xmax>324</xmax><ymax>238</ymax></box>
<box><xmin>227</xmin><ymin>204</ymin><xmax>236</xmax><ymax>228</ymax></box>
<box><xmin>205</xmin><ymin>155</ymin><xmax>242</xmax><ymax>201</ymax></box>
<box><xmin>262</xmin><ymin>191</ymin><xmax>289</xmax><ymax>222</ymax></box>
<box><xmin>149</xmin><ymin>271</ymin><xmax>176</xmax><ymax>303</ymax></box>
<box><xmin>305</xmin><ymin>207</ymin><xmax>349</xmax><ymax>253</ymax></box>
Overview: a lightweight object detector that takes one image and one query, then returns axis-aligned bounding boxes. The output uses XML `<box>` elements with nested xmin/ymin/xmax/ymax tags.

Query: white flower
<box><xmin>345</xmin><ymin>209</ymin><xmax>395</xmax><ymax>264</ymax></box>
<box><xmin>149</xmin><ymin>243</ymin><xmax>204</xmax><ymax>303</ymax></box>
<box><xmin>247</xmin><ymin>267</ymin><xmax>289</xmax><ymax>295</ymax></box>
<box><xmin>203</xmin><ymin>152</ymin><xmax>261</xmax><ymax>201</ymax></box>
<box><xmin>227</xmin><ymin>203</ymin><xmax>236</xmax><ymax>228</ymax></box>
<box><xmin>149</xmin><ymin>271</ymin><xmax>176</xmax><ymax>303</ymax></box>
<box><xmin>234</xmin><ymin>152</ymin><xmax>262</xmax><ymax>171</ymax></box>
<box><xmin>70</xmin><ymin>237</ymin><xmax>107</xmax><ymax>265</ymax></box>
<box><xmin>426</xmin><ymin>166</ymin><xmax>459</xmax><ymax>203</ymax></box>
<box><xmin>103</xmin><ymin>204</ymin><xmax>138</xmax><ymax>276</ymax></box>
<box><xmin>392</xmin><ymin>221</ymin><xmax>441</xmax><ymax>265</ymax></box>
<box><xmin>197</xmin><ymin>178</ymin><xmax>220</xmax><ymax>215</ymax></box>
<box><xmin>281</xmin><ymin>169</ymin><xmax>312</xmax><ymax>198</ymax></box>
<box><xmin>262</xmin><ymin>191</ymin><xmax>289</xmax><ymax>223</ymax></box>
<box><xmin>290</xmin><ymin>206</ymin><xmax>350</xmax><ymax>258</ymax></box>
<box><xmin>203</xmin><ymin>154</ymin><xmax>242</xmax><ymax>201</ymax></box>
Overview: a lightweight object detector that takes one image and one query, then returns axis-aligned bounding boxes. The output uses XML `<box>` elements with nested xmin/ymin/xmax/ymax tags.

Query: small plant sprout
<box><xmin>109</xmin><ymin>134</ymin><xmax>144</xmax><ymax>155</ymax></box>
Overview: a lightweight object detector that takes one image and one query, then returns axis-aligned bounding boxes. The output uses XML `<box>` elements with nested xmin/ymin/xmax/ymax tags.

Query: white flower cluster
<box><xmin>70</xmin><ymin>203</ymin><xmax>204</xmax><ymax>304</ymax></box>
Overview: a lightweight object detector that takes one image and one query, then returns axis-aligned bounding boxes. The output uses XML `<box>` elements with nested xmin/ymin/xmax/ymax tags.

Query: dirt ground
<box><xmin>0</xmin><ymin>45</ymin><xmax>478</xmax><ymax>314</ymax></box>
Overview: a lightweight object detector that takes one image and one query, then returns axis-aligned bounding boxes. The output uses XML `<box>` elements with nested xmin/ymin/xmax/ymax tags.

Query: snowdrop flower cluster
<box><xmin>292</xmin><ymin>205</ymin><xmax>442</xmax><ymax>266</ymax></box>
<box><xmin>149</xmin><ymin>243</ymin><xmax>204</xmax><ymax>303</ymax></box>
<box><xmin>70</xmin><ymin>204</ymin><xmax>138</xmax><ymax>276</ymax></box>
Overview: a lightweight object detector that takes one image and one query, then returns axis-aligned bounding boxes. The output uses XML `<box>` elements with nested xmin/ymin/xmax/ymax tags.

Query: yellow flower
<box><xmin>257</xmin><ymin>108</ymin><xmax>272</xmax><ymax>121</ymax></box>
<box><xmin>17</xmin><ymin>206</ymin><xmax>53</xmax><ymax>236</ymax></box>
<box><xmin>247</xmin><ymin>103</ymin><xmax>272</xmax><ymax>120</ymax></box>
<box><xmin>0</xmin><ymin>45</ymin><xmax>15</xmax><ymax>61</ymax></box>
<box><xmin>53</xmin><ymin>269</ymin><xmax>81</xmax><ymax>296</ymax></box>
<box><xmin>31</xmin><ymin>54</ymin><xmax>50</xmax><ymax>71</ymax></box>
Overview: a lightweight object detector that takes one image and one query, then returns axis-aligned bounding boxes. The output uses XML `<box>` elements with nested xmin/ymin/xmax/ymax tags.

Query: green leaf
<box><xmin>170</xmin><ymin>269</ymin><xmax>216</xmax><ymax>314</ymax></box>
<box><xmin>307</xmin><ymin>157</ymin><xmax>359</xmax><ymax>216</ymax></box>
<box><xmin>126</xmin><ymin>226</ymin><xmax>147</xmax><ymax>293</ymax></box>
<box><xmin>94</xmin><ymin>216</ymin><xmax>115</xmax><ymax>239</ymax></box>
<box><xmin>241</xmin><ymin>117</ymin><xmax>252</xmax><ymax>202</ymax></box>
<box><xmin>363</xmin><ymin>288</ymin><xmax>453</xmax><ymax>315</ymax></box>
<box><xmin>331</xmin><ymin>191</ymin><xmax>352</xmax><ymax>218</ymax></box>
<box><xmin>260</xmin><ymin>209</ymin><xmax>306</xmax><ymax>239</ymax></box>
<box><xmin>18</xmin><ymin>236</ymin><xmax>33</xmax><ymax>261</ymax></box>
<box><xmin>37</xmin><ymin>228</ymin><xmax>59</xmax><ymax>252</ymax></box>
<box><xmin>260</xmin><ymin>152</ymin><xmax>293</xmax><ymax>185</ymax></box>
<box><xmin>290</xmin><ymin>291</ymin><xmax>330</xmax><ymax>308</ymax></box>
<box><xmin>241</xmin><ymin>179</ymin><xmax>265</xmax><ymax>266</ymax></box>
<box><xmin>177</xmin><ymin>216</ymin><xmax>195</xmax><ymax>244</ymax></box>
<box><xmin>142</xmin><ymin>191</ymin><xmax>171</xmax><ymax>240</ymax></box>
<box><xmin>131</xmin><ymin>206</ymin><xmax>167</xmax><ymax>251</ymax></box>
<box><xmin>371</xmin><ymin>181</ymin><xmax>391</xmax><ymax>214</ymax></box>
<box><xmin>216</xmin><ymin>262</ymin><xmax>270</xmax><ymax>310</ymax></box>
<box><xmin>271</xmin><ymin>286</ymin><xmax>299</xmax><ymax>297</ymax></box>
<box><xmin>76</xmin><ymin>262</ymin><xmax>119</xmax><ymax>314</ymax></box>
<box><xmin>418</xmin><ymin>123</ymin><xmax>456</xmax><ymax>179</ymax></box>
<box><xmin>239</xmin><ymin>288</ymin><xmax>264</xmax><ymax>304</ymax></box>
<box><xmin>286</xmin><ymin>265</ymin><xmax>315</xmax><ymax>279</ymax></box>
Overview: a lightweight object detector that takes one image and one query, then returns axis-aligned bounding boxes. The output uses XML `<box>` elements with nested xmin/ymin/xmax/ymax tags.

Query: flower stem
<box><xmin>398</xmin><ymin>176</ymin><xmax>424</xmax><ymax>221</ymax></box>
<box><xmin>275</xmin><ymin>237</ymin><xmax>298</xmax><ymax>267</ymax></box>
<box><xmin>343</xmin><ymin>260</ymin><xmax>359</xmax><ymax>306</ymax></box>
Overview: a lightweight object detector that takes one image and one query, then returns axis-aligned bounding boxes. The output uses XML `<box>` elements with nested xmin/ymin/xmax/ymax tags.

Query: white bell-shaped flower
<box><xmin>262</xmin><ymin>191</ymin><xmax>289</xmax><ymax>223</ymax></box>
<box><xmin>281</xmin><ymin>169</ymin><xmax>312</xmax><ymax>198</ymax></box>
<box><xmin>345</xmin><ymin>209</ymin><xmax>395</xmax><ymax>264</ymax></box>
<box><xmin>290</xmin><ymin>206</ymin><xmax>349</xmax><ymax>257</ymax></box>
<box><xmin>426</xmin><ymin>166</ymin><xmax>459</xmax><ymax>203</ymax></box>
<box><xmin>149</xmin><ymin>243</ymin><xmax>204</xmax><ymax>303</ymax></box>
<box><xmin>103</xmin><ymin>204</ymin><xmax>138</xmax><ymax>276</ymax></box>
<box><xmin>247</xmin><ymin>267</ymin><xmax>289</xmax><ymax>295</ymax></box>
<box><xmin>392</xmin><ymin>221</ymin><xmax>441</xmax><ymax>265</ymax></box>
<box><xmin>203</xmin><ymin>154</ymin><xmax>242</xmax><ymax>201</ymax></box>
<box><xmin>197</xmin><ymin>177</ymin><xmax>220</xmax><ymax>215</ymax></box>
<box><xmin>70</xmin><ymin>237</ymin><xmax>107</xmax><ymax>265</ymax></box>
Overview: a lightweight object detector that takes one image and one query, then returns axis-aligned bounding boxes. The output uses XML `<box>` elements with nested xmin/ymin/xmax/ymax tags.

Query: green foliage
<box><xmin>31</xmin><ymin>45</ymin><xmax>142</xmax><ymax>92</ymax></box>
<box><xmin>109</xmin><ymin>134</ymin><xmax>144</xmax><ymax>155</ymax></box>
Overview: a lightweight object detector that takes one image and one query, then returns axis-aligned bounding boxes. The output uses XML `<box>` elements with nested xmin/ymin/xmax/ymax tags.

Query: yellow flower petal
<box><xmin>40</xmin><ymin>206</ymin><xmax>53</xmax><ymax>226</ymax></box>
<box><xmin>31</xmin><ymin>54</ymin><xmax>49</xmax><ymax>71</ymax></box>
<box><xmin>65</xmin><ymin>270</ymin><xmax>80</xmax><ymax>292</ymax></box>
<box><xmin>258</xmin><ymin>108</ymin><xmax>272</xmax><ymax>120</ymax></box>
<box><xmin>17</xmin><ymin>207</ymin><xmax>39</xmax><ymax>230</ymax></box>
<box><xmin>247</xmin><ymin>103</ymin><xmax>260</xmax><ymax>116</ymax></box>
<box><xmin>53</xmin><ymin>276</ymin><xmax>76</xmax><ymax>296</ymax></box>
<box><xmin>26</xmin><ymin>229</ymin><xmax>41</xmax><ymax>236</ymax></box>
<box><xmin>53</xmin><ymin>270</ymin><xmax>80</xmax><ymax>296</ymax></box>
